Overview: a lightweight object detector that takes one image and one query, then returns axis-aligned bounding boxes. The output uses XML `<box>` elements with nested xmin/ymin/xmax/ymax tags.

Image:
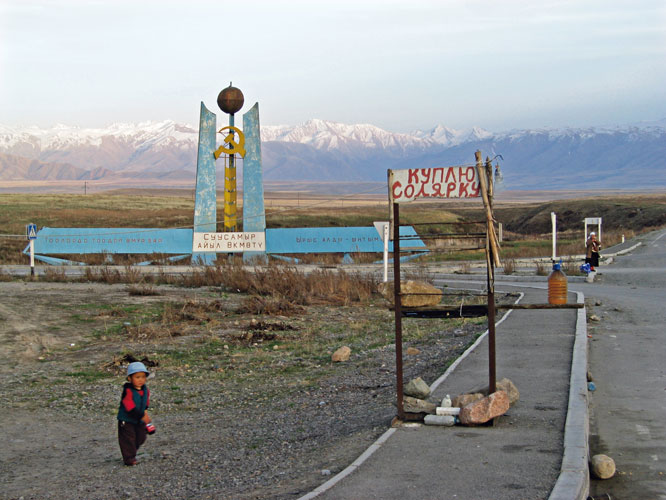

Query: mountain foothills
<box><xmin>1</xmin><ymin>118</ymin><xmax>665</xmax><ymax>190</ymax></box>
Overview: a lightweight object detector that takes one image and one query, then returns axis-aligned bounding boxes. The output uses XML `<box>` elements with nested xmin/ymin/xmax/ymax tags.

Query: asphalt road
<box><xmin>573</xmin><ymin>229</ymin><xmax>666</xmax><ymax>499</ymax></box>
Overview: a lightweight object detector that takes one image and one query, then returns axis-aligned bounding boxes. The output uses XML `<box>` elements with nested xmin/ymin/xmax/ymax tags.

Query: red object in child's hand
<box><xmin>146</xmin><ymin>422</ymin><xmax>156</xmax><ymax>434</ymax></box>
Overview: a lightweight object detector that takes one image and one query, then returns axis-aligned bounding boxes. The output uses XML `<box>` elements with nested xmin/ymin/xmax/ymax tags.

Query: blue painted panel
<box><xmin>242</xmin><ymin>103</ymin><xmax>266</xmax><ymax>234</ymax></box>
<box><xmin>265</xmin><ymin>227</ymin><xmax>425</xmax><ymax>254</ymax></box>
<box><xmin>32</xmin><ymin>255</ymin><xmax>87</xmax><ymax>266</ymax></box>
<box><xmin>30</xmin><ymin>228</ymin><xmax>193</xmax><ymax>254</ymax></box>
<box><xmin>193</xmin><ymin>102</ymin><xmax>217</xmax><ymax>265</ymax></box>
<box><xmin>242</xmin><ymin>103</ymin><xmax>267</xmax><ymax>262</ymax></box>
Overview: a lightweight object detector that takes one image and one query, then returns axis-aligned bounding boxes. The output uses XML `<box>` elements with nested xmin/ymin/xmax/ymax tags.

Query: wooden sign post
<box><xmin>388</xmin><ymin>153</ymin><xmax>499</xmax><ymax>419</ymax></box>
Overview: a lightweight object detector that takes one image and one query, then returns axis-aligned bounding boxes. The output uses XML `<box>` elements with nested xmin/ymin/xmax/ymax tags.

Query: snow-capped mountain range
<box><xmin>1</xmin><ymin>118</ymin><xmax>665</xmax><ymax>190</ymax></box>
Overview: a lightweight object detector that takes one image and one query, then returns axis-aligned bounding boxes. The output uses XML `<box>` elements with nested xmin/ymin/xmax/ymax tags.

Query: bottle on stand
<box><xmin>548</xmin><ymin>262</ymin><xmax>568</xmax><ymax>304</ymax></box>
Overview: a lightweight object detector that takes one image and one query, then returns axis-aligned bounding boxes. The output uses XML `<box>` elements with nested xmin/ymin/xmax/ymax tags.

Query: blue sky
<box><xmin>1</xmin><ymin>0</ymin><xmax>665</xmax><ymax>132</ymax></box>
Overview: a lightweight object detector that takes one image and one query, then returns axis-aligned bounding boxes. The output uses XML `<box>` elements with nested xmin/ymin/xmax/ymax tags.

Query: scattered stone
<box><xmin>468</xmin><ymin>378</ymin><xmax>519</xmax><ymax>406</ymax></box>
<box><xmin>459</xmin><ymin>391</ymin><xmax>510</xmax><ymax>425</ymax></box>
<box><xmin>587</xmin><ymin>370</ymin><xmax>594</xmax><ymax>382</ymax></box>
<box><xmin>424</xmin><ymin>415</ymin><xmax>456</xmax><ymax>426</ymax></box>
<box><xmin>321</xmin><ymin>469</ymin><xmax>332</xmax><ymax>476</ymax></box>
<box><xmin>590</xmin><ymin>454</ymin><xmax>616</xmax><ymax>479</ymax></box>
<box><xmin>589</xmin><ymin>314</ymin><xmax>601</xmax><ymax>322</ymax></box>
<box><xmin>402</xmin><ymin>396</ymin><xmax>437</xmax><ymax>414</ymax></box>
<box><xmin>331</xmin><ymin>346</ymin><xmax>351</xmax><ymax>362</ymax></box>
<box><xmin>378</xmin><ymin>280</ymin><xmax>442</xmax><ymax>307</ymax></box>
<box><xmin>404</xmin><ymin>377</ymin><xmax>431</xmax><ymax>399</ymax></box>
<box><xmin>406</xmin><ymin>347</ymin><xmax>420</xmax><ymax>356</ymax></box>
<box><xmin>467</xmin><ymin>378</ymin><xmax>519</xmax><ymax>406</ymax></box>
<box><xmin>452</xmin><ymin>393</ymin><xmax>484</xmax><ymax>408</ymax></box>
<box><xmin>595</xmin><ymin>300</ymin><xmax>603</xmax><ymax>306</ymax></box>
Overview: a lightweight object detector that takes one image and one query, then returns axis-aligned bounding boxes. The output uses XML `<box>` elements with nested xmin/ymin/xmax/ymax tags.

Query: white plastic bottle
<box><xmin>441</xmin><ymin>394</ymin><xmax>451</xmax><ymax>407</ymax></box>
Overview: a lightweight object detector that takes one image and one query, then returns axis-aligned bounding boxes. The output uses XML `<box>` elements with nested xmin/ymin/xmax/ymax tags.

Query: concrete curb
<box><xmin>548</xmin><ymin>291</ymin><xmax>589</xmax><ymax>500</ymax></box>
<box><xmin>297</xmin><ymin>292</ymin><xmax>525</xmax><ymax>500</ymax></box>
<box><xmin>434</xmin><ymin>279</ymin><xmax>591</xmax><ymax>499</ymax></box>
<box><xmin>430</xmin><ymin>273</ymin><xmax>588</xmax><ymax>283</ymax></box>
<box><xmin>297</xmin><ymin>428</ymin><xmax>397</xmax><ymax>500</ymax></box>
<box><xmin>605</xmin><ymin>241</ymin><xmax>641</xmax><ymax>256</ymax></box>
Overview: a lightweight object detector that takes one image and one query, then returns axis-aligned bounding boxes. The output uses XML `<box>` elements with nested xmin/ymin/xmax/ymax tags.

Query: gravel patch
<box><xmin>0</xmin><ymin>282</ymin><xmax>488</xmax><ymax>500</ymax></box>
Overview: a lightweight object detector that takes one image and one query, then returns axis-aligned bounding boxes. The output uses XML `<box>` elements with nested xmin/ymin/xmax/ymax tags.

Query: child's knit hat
<box><xmin>127</xmin><ymin>361</ymin><xmax>150</xmax><ymax>376</ymax></box>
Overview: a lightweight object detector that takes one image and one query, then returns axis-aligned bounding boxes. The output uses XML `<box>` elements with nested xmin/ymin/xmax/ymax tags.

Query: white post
<box><xmin>498</xmin><ymin>222</ymin><xmax>503</xmax><ymax>242</ymax></box>
<box><xmin>584</xmin><ymin>221</ymin><xmax>588</xmax><ymax>245</ymax></box>
<box><xmin>383</xmin><ymin>223</ymin><xmax>389</xmax><ymax>282</ymax></box>
<box><xmin>551</xmin><ymin>212</ymin><xmax>557</xmax><ymax>261</ymax></box>
<box><xmin>30</xmin><ymin>239</ymin><xmax>35</xmax><ymax>277</ymax></box>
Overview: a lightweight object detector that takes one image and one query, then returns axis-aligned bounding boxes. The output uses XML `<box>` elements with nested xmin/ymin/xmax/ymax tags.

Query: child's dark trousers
<box><xmin>118</xmin><ymin>420</ymin><xmax>147</xmax><ymax>465</ymax></box>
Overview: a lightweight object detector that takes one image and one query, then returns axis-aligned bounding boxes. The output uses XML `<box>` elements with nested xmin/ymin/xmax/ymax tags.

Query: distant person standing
<box><xmin>586</xmin><ymin>232</ymin><xmax>601</xmax><ymax>271</ymax></box>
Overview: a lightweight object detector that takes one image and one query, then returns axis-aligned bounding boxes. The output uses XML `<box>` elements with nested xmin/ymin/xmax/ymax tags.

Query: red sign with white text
<box><xmin>389</xmin><ymin>167</ymin><xmax>481</xmax><ymax>203</ymax></box>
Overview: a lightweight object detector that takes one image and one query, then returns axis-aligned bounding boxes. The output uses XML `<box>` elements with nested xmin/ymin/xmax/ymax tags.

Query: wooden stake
<box><xmin>475</xmin><ymin>152</ymin><xmax>501</xmax><ymax>267</ymax></box>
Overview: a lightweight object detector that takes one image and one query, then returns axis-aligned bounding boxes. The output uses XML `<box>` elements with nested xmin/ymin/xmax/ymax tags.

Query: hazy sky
<box><xmin>1</xmin><ymin>0</ymin><xmax>665</xmax><ymax>132</ymax></box>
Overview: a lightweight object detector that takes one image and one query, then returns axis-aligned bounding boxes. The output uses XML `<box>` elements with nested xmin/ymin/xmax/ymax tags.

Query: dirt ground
<box><xmin>0</xmin><ymin>280</ymin><xmax>487</xmax><ymax>500</ymax></box>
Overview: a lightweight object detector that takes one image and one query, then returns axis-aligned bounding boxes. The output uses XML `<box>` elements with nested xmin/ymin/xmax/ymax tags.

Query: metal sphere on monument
<box><xmin>217</xmin><ymin>83</ymin><xmax>244</xmax><ymax>115</ymax></box>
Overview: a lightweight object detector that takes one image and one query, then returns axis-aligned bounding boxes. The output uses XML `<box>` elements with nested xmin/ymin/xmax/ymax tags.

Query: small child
<box><xmin>117</xmin><ymin>361</ymin><xmax>153</xmax><ymax>466</ymax></box>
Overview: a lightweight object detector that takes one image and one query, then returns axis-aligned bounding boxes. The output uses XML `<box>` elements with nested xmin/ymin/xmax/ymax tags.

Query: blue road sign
<box><xmin>27</xmin><ymin>224</ymin><xmax>37</xmax><ymax>240</ymax></box>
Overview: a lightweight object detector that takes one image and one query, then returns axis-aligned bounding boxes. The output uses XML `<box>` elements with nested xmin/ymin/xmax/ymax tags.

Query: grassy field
<box><xmin>1</xmin><ymin>191</ymin><xmax>665</xmax><ymax>265</ymax></box>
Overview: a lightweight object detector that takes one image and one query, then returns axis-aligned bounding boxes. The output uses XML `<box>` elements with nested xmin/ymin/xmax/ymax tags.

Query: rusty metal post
<box><xmin>392</xmin><ymin>201</ymin><xmax>404</xmax><ymax>420</ymax></box>
<box><xmin>487</xmin><ymin>233</ymin><xmax>497</xmax><ymax>395</ymax></box>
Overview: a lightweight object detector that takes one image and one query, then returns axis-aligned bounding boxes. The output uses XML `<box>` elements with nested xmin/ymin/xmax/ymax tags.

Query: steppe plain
<box><xmin>1</xmin><ymin>189</ymin><xmax>665</xmax><ymax>499</ymax></box>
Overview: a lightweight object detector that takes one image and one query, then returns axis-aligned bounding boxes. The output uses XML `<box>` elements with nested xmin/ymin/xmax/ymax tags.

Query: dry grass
<box><xmin>43</xmin><ymin>267</ymin><xmax>68</xmax><ymax>281</ymax></box>
<box><xmin>38</xmin><ymin>260</ymin><xmax>378</xmax><ymax>311</ymax></box>
<box><xmin>562</xmin><ymin>257</ymin><xmax>585</xmax><ymax>276</ymax></box>
<box><xmin>455</xmin><ymin>262</ymin><xmax>472</xmax><ymax>274</ymax></box>
<box><xmin>502</xmin><ymin>258</ymin><xmax>516</xmax><ymax>275</ymax></box>
<box><xmin>126</xmin><ymin>285</ymin><xmax>161</xmax><ymax>296</ymax></box>
<box><xmin>2</xmin><ymin>192</ymin><xmax>662</xmax><ymax>267</ymax></box>
<box><xmin>236</xmin><ymin>295</ymin><xmax>306</xmax><ymax>316</ymax></box>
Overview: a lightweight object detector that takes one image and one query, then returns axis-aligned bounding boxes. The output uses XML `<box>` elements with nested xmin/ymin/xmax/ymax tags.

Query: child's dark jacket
<box><xmin>117</xmin><ymin>383</ymin><xmax>150</xmax><ymax>424</ymax></box>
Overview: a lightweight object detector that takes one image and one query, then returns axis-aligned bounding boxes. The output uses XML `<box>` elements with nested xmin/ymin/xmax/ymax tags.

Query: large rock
<box><xmin>331</xmin><ymin>346</ymin><xmax>351</xmax><ymax>362</ymax></box>
<box><xmin>459</xmin><ymin>391</ymin><xmax>510</xmax><ymax>425</ymax></box>
<box><xmin>452</xmin><ymin>393</ymin><xmax>484</xmax><ymax>408</ymax></box>
<box><xmin>404</xmin><ymin>377</ymin><xmax>431</xmax><ymax>399</ymax></box>
<box><xmin>469</xmin><ymin>378</ymin><xmax>520</xmax><ymax>406</ymax></box>
<box><xmin>590</xmin><ymin>454</ymin><xmax>616</xmax><ymax>479</ymax></box>
<box><xmin>378</xmin><ymin>280</ymin><xmax>442</xmax><ymax>307</ymax></box>
<box><xmin>402</xmin><ymin>396</ymin><xmax>437</xmax><ymax>414</ymax></box>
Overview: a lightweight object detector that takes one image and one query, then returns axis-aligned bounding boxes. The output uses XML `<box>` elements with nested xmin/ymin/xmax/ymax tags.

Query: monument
<box><xmin>24</xmin><ymin>84</ymin><xmax>425</xmax><ymax>265</ymax></box>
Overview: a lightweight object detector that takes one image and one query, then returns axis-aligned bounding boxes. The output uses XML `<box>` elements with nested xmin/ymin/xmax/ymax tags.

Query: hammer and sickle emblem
<box><xmin>214</xmin><ymin>126</ymin><xmax>246</xmax><ymax>159</ymax></box>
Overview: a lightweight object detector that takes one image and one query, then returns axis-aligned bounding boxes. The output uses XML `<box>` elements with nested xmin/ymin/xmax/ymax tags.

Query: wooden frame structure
<box><xmin>389</xmin><ymin>151</ymin><xmax>501</xmax><ymax>420</ymax></box>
